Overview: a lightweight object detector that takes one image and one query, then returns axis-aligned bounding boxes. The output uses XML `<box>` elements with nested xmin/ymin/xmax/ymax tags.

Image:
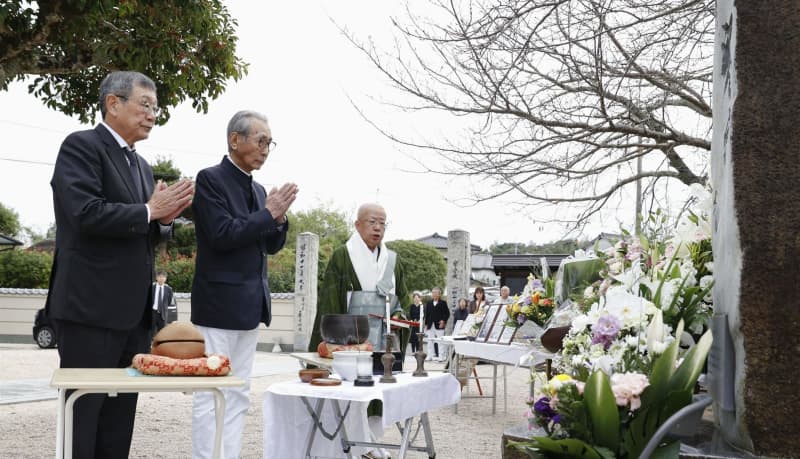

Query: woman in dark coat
<box><xmin>408</xmin><ymin>292</ymin><xmax>423</xmax><ymax>353</ymax></box>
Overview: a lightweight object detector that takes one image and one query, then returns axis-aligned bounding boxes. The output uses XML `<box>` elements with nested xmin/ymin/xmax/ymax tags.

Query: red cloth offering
<box><xmin>132</xmin><ymin>353</ymin><xmax>231</xmax><ymax>376</ymax></box>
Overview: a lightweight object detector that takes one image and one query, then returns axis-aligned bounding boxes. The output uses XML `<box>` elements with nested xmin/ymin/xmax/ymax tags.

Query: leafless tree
<box><xmin>346</xmin><ymin>0</ymin><xmax>713</xmax><ymax>233</ymax></box>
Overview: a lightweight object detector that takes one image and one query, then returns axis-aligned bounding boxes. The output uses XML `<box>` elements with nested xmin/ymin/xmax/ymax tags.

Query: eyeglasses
<box><xmin>115</xmin><ymin>94</ymin><xmax>162</xmax><ymax>117</ymax></box>
<box><xmin>248</xmin><ymin>134</ymin><xmax>277</xmax><ymax>151</ymax></box>
<box><xmin>362</xmin><ymin>219</ymin><xmax>388</xmax><ymax>229</ymax></box>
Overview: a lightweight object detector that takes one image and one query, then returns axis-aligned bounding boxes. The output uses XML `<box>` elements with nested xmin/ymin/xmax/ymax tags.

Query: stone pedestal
<box><xmin>445</xmin><ymin>229</ymin><xmax>471</xmax><ymax>335</ymax></box>
<box><xmin>293</xmin><ymin>232</ymin><xmax>319</xmax><ymax>352</ymax></box>
<box><xmin>710</xmin><ymin>1</ymin><xmax>800</xmax><ymax>456</ymax></box>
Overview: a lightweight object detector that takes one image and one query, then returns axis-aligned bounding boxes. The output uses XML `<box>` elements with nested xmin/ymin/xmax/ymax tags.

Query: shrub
<box><xmin>0</xmin><ymin>250</ymin><xmax>53</xmax><ymax>288</ymax></box>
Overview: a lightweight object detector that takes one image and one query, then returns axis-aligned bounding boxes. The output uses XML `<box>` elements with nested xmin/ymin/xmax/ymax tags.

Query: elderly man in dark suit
<box><xmin>190</xmin><ymin>110</ymin><xmax>298</xmax><ymax>459</ymax></box>
<box><xmin>46</xmin><ymin>70</ymin><xmax>194</xmax><ymax>458</ymax></box>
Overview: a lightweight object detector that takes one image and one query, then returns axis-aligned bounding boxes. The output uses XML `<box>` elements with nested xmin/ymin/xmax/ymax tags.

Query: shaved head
<box><xmin>354</xmin><ymin>203</ymin><xmax>387</xmax><ymax>250</ymax></box>
<box><xmin>357</xmin><ymin>203</ymin><xmax>385</xmax><ymax>220</ymax></box>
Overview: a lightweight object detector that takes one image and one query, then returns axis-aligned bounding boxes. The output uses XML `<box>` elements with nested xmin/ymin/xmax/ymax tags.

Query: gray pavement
<box><xmin>0</xmin><ymin>343</ymin><xmax>531</xmax><ymax>458</ymax></box>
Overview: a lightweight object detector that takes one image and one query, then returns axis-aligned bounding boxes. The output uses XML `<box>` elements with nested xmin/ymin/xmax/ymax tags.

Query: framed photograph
<box><xmin>476</xmin><ymin>305</ymin><xmax>500</xmax><ymax>342</ymax></box>
<box><xmin>486</xmin><ymin>307</ymin><xmax>509</xmax><ymax>344</ymax></box>
<box><xmin>457</xmin><ymin>314</ymin><xmax>477</xmax><ymax>337</ymax></box>
<box><xmin>497</xmin><ymin>323</ymin><xmax>518</xmax><ymax>345</ymax></box>
<box><xmin>452</xmin><ymin>319</ymin><xmax>465</xmax><ymax>336</ymax></box>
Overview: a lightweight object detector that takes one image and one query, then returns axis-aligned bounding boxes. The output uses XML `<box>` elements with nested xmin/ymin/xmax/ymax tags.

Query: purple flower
<box><xmin>517</xmin><ymin>314</ymin><xmax>527</xmax><ymax>325</ymax></box>
<box><xmin>531</xmin><ymin>279</ymin><xmax>544</xmax><ymax>290</ymax></box>
<box><xmin>533</xmin><ymin>397</ymin><xmax>558</xmax><ymax>420</ymax></box>
<box><xmin>591</xmin><ymin>314</ymin><xmax>622</xmax><ymax>350</ymax></box>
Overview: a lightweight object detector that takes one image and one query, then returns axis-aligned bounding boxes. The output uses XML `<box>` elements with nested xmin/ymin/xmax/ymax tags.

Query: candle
<box><xmin>419</xmin><ymin>302</ymin><xmax>424</xmax><ymax>333</ymax></box>
<box><xmin>385</xmin><ymin>295</ymin><xmax>392</xmax><ymax>336</ymax></box>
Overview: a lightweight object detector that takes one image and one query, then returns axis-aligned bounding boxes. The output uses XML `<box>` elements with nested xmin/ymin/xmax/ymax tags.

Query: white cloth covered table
<box><xmin>263</xmin><ymin>372</ymin><xmax>460</xmax><ymax>459</ymax></box>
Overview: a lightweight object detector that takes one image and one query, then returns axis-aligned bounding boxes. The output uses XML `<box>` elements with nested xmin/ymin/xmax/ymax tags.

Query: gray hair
<box><xmin>227</xmin><ymin>110</ymin><xmax>268</xmax><ymax>150</ymax></box>
<box><xmin>98</xmin><ymin>71</ymin><xmax>156</xmax><ymax>118</ymax></box>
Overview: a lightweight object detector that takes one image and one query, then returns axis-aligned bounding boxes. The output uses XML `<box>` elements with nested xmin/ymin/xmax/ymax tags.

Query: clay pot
<box><xmin>299</xmin><ymin>368</ymin><xmax>330</xmax><ymax>383</ymax></box>
<box><xmin>151</xmin><ymin>322</ymin><xmax>205</xmax><ymax>359</ymax></box>
<box><xmin>320</xmin><ymin>314</ymin><xmax>369</xmax><ymax>345</ymax></box>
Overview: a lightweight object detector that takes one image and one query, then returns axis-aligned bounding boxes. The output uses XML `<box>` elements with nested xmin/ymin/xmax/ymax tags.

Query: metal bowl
<box><xmin>320</xmin><ymin>314</ymin><xmax>369</xmax><ymax>345</ymax></box>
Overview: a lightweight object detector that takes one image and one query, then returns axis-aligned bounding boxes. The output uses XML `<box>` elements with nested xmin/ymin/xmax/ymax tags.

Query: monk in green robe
<box><xmin>309</xmin><ymin>203</ymin><xmax>411</xmax><ymax>359</ymax></box>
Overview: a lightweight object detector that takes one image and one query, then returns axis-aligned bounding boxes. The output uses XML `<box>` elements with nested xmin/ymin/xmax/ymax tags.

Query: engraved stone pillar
<box><xmin>445</xmin><ymin>229</ymin><xmax>471</xmax><ymax>335</ymax></box>
<box><xmin>710</xmin><ymin>1</ymin><xmax>800</xmax><ymax>455</ymax></box>
<box><xmin>293</xmin><ymin>232</ymin><xmax>319</xmax><ymax>352</ymax></box>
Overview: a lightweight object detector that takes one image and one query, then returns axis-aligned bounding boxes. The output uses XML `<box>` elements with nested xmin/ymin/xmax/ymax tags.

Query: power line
<box><xmin>0</xmin><ymin>157</ymin><xmax>54</xmax><ymax>166</ymax></box>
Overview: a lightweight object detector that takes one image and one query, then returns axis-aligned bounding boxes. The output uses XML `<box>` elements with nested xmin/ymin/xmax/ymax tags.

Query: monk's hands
<box><xmin>148</xmin><ymin>179</ymin><xmax>194</xmax><ymax>224</ymax></box>
<box><xmin>266</xmin><ymin>182</ymin><xmax>298</xmax><ymax>224</ymax></box>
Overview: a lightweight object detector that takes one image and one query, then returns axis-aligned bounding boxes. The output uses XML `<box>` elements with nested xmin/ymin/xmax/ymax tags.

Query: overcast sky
<box><xmin>0</xmin><ymin>1</ymin><xmax>629</xmax><ymax>249</ymax></box>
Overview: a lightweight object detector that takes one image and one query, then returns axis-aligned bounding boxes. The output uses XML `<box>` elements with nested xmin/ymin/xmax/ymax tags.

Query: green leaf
<box><xmin>584</xmin><ymin>370</ymin><xmax>619</xmax><ymax>451</ymax></box>
<box><xmin>531</xmin><ymin>436</ymin><xmax>605</xmax><ymax>458</ymax></box>
<box><xmin>668</xmin><ymin>328</ymin><xmax>713</xmax><ymax>393</ymax></box>
<box><xmin>642</xmin><ymin>320</ymin><xmax>683</xmax><ymax>406</ymax></box>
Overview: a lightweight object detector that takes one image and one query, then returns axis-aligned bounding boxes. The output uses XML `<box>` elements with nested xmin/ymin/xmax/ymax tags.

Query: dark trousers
<box><xmin>53</xmin><ymin>319</ymin><xmax>150</xmax><ymax>459</ymax></box>
<box><xmin>409</xmin><ymin>330</ymin><xmax>419</xmax><ymax>353</ymax></box>
<box><xmin>151</xmin><ymin>309</ymin><xmax>165</xmax><ymax>338</ymax></box>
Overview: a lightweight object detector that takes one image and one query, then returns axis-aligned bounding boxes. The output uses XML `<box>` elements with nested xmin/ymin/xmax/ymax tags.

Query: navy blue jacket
<box><xmin>190</xmin><ymin>157</ymin><xmax>288</xmax><ymax>330</ymax></box>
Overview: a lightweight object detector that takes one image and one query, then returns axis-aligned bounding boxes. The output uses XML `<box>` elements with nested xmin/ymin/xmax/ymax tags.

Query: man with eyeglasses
<box><xmin>309</xmin><ymin>202</ymin><xmax>410</xmax><ymax>459</ymax></box>
<box><xmin>46</xmin><ymin>70</ymin><xmax>194</xmax><ymax>458</ymax></box>
<box><xmin>190</xmin><ymin>110</ymin><xmax>297</xmax><ymax>459</ymax></box>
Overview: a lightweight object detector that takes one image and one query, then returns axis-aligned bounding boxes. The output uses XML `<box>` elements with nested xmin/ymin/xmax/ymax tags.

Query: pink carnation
<box><xmin>610</xmin><ymin>372</ymin><xmax>649</xmax><ymax>410</ymax></box>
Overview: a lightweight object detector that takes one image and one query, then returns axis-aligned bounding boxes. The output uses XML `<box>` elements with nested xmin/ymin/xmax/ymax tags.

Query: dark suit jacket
<box><xmin>425</xmin><ymin>300</ymin><xmax>450</xmax><ymax>330</ymax></box>
<box><xmin>190</xmin><ymin>157</ymin><xmax>288</xmax><ymax>330</ymax></box>
<box><xmin>151</xmin><ymin>282</ymin><xmax>176</xmax><ymax>323</ymax></box>
<box><xmin>46</xmin><ymin>124</ymin><xmax>169</xmax><ymax>330</ymax></box>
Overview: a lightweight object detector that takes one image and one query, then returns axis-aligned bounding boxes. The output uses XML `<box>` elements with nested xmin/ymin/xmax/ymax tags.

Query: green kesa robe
<box><xmin>310</xmin><ymin>244</ymin><xmax>411</xmax><ymax>360</ymax></box>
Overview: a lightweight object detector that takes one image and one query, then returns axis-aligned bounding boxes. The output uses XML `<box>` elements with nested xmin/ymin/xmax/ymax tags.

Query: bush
<box><xmin>0</xmin><ymin>250</ymin><xmax>53</xmax><ymax>288</ymax></box>
<box><xmin>156</xmin><ymin>253</ymin><xmax>195</xmax><ymax>293</ymax></box>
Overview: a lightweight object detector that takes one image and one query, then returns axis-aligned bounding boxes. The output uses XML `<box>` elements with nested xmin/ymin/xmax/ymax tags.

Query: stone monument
<box><xmin>710</xmin><ymin>1</ymin><xmax>800</xmax><ymax>456</ymax></box>
<box><xmin>445</xmin><ymin>229</ymin><xmax>471</xmax><ymax>335</ymax></box>
<box><xmin>293</xmin><ymin>232</ymin><xmax>319</xmax><ymax>352</ymax></box>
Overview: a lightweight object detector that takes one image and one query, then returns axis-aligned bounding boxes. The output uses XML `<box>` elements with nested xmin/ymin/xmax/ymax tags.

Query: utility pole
<box><xmin>635</xmin><ymin>138</ymin><xmax>643</xmax><ymax>235</ymax></box>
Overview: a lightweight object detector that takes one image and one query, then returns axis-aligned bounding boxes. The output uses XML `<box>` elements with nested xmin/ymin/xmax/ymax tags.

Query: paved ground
<box><xmin>0</xmin><ymin>343</ymin><xmax>534</xmax><ymax>459</ymax></box>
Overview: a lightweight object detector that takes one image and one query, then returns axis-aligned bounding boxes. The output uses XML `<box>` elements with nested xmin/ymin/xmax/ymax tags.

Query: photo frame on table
<box><xmin>486</xmin><ymin>307</ymin><xmax>509</xmax><ymax>344</ymax></box>
<box><xmin>497</xmin><ymin>323</ymin><xmax>518</xmax><ymax>345</ymax></box>
<box><xmin>452</xmin><ymin>319</ymin><xmax>465</xmax><ymax>336</ymax></box>
<box><xmin>476</xmin><ymin>304</ymin><xmax>500</xmax><ymax>342</ymax></box>
<box><xmin>457</xmin><ymin>314</ymin><xmax>477</xmax><ymax>337</ymax></box>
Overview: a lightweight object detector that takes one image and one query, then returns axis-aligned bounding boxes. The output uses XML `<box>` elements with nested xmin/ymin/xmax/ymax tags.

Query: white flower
<box><xmin>591</xmin><ymin>355</ymin><xmax>616</xmax><ymax>375</ymax></box>
<box><xmin>700</xmin><ymin>275</ymin><xmax>714</xmax><ymax>302</ymax></box>
<box><xmin>583</xmin><ymin>286</ymin><xmax>595</xmax><ymax>298</ymax></box>
<box><xmin>603</xmin><ymin>287</ymin><xmax>653</xmax><ymax>327</ymax></box>
<box><xmin>571</xmin><ymin>314</ymin><xmax>592</xmax><ymax>333</ymax></box>
<box><xmin>646</xmin><ymin>309</ymin><xmax>666</xmax><ymax>355</ymax></box>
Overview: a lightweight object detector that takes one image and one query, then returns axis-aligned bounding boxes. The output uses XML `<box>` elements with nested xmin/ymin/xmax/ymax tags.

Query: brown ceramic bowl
<box><xmin>299</xmin><ymin>368</ymin><xmax>330</xmax><ymax>383</ymax></box>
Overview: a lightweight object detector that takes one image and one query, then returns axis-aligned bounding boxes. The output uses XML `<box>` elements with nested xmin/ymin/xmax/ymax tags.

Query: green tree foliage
<box><xmin>168</xmin><ymin>222</ymin><xmax>197</xmax><ymax>258</ymax></box>
<box><xmin>385</xmin><ymin>240</ymin><xmax>446</xmax><ymax>295</ymax></box>
<box><xmin>0</xmin><ymin>0</ymin><xmax>247</xmax><ymax>123</ymax></box>
<box><xmin>155</xmin><ymin>253</ymin><xmax>194</xmax><ymax>293</ymax></box>
<box><xmin>151</xmin><ymin>156</ymin><xmax>182</xmax><ymax>184</ymax></box>
<box><xmin>0</xmin><ymin>249</ymin><xmax>53</xmax><ymax>288</ymax></box>
<box><xmin>489</xmin><ymin>239</ymin><xmax>582</xmax><ymax>255</ymax></box>
<box><xmin>0</xmin><ymin>202</ymin><xmax>21</xmax><ymax>237</ymax></box>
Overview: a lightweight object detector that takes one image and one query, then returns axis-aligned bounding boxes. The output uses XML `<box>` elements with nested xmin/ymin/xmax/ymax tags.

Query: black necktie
<box><xmin>158</xmin><ymin>285</ymin><xmax>163</xmax><ymax>308</ymax></box>
<box><xmin>124</xmin><ymin>147</ymin><xmax>144</xmax><ymax>201</ymax></box>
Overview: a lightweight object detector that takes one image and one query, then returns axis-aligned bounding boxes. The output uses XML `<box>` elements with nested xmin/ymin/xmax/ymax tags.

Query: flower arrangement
<box><xmin>505</xmin><ymin>274</ymin><xmax>557</xmax><ymax>328</ymax></box>
<box><xmin>510</xmin><ymin>186</ymin><xmax>715</xmax><ymax>457</ymax></box>
<box><xmin>514</xmin><ymin>320</ymin><xmax>712</xmax><ymax>458</ymax></box>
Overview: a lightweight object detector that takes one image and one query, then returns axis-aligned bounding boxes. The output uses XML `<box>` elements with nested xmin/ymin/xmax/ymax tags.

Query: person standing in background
<box><xmin>424</xmin><ymin>287</ymin><xmax>449</xmax><ymax>361</ymax></box>
<box><xmin>151</xmin><ymin>270</ymin><xmax>177</xmax><ymax>336</ymax></box>
<box><xmin>409</xmin><ymin>292</ymin><xmax>423</xmax><ymax>353</ymax></box>
<box><xmin>469</xmin><ymin>286</ymin><xmax>488</xmax><ymax>314</ymax></box>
